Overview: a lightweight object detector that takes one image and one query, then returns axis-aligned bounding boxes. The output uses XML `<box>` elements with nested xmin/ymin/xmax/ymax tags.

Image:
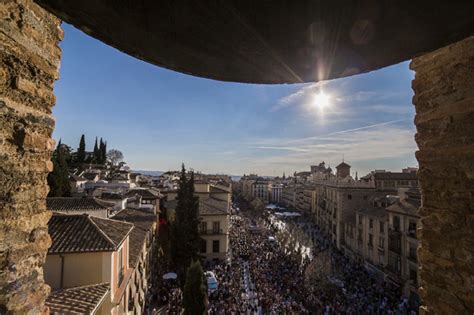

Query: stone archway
<box><xmin>1</xmin><ymin>0</ymin><xmax>473</xmax><ymax>313</ymax></box>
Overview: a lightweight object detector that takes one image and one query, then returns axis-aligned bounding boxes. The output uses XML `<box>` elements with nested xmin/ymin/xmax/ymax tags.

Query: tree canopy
<box><xmin>170</xmin><ymin>164</ymin><xmax>201</xmax><ymax>282</ymax></box>
<box><xmin>76</xmin><ymin>134</ymin><xmax>86</xmax><ymax>163</ymax></box>
<box><xmin>182</xmin><ymin>261</ymin><xmax>206</xmax><ymax>315</ymax></box>
<box><xmin>107</xmin><ymin>149</ymin><xmax>123</xmax><ymax>166</ymax></box>
<box><xmin>47</xmin><ymin>141</ymin><xmax>71</xmax><ymax>197</ymax></box>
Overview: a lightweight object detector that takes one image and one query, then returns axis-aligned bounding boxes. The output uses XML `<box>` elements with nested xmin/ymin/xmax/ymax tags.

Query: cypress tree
<box><xmin>170</xmin><ymin>164</ymin><xmax>189</xmax><ymax>280</ymax></box>
<box><xmin>48</xmin><ymin>141</ymin><xmax>71</xmax><ymax>197</ymax></box>
<box><xmin>170</xmin><ymin>164</ymin><xmax>202</xmax><ymax>283</ymax></box>
<box><xmin>182</xmin><ymin>261</ymin><xmax>206</xmax><ymax>315</ymax></box>
<box><xmin>93</xmin><ymin>137</ymin><xmax>99</xmax><ymax>163</ymax></box>
<box><xmin>102</xmin><ymin>141</ymin><xmax>107</xmax><ymax>164</ymax></box>
<box><xmin>76</xmin><ymin>134</ymin><xmax>86</xmax><ymax>163</ymax></box>
<box><xmin>185</xmin><ymin>171</ymin><xmax>201</xmax><ymax>261</ymax></box>
<box><xmin>97</xmin><ymin>138</ymin><xmax>102</xmax><ymax>164</ymax></box>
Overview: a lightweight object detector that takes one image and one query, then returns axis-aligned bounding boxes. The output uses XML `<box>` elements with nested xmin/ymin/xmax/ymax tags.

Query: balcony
<box><xmin>200</xmin><ymin>229</ymin><xmax>224</xmax><ymax>235</ymax></box>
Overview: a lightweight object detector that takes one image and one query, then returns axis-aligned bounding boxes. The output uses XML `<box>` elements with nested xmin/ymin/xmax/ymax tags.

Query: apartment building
<box><xmin>386</xmin><ymin>188</ymin><xmax>421</xmax><ymax>299</ymax></box>
<box><xmin>361</xmin><ymin>171</ymin><xmax>418</xmax><ymax>192</ymax></box>
<box><xmin>163</xmin><ymin>180</ymin><xmax>231</xmax><ymax>262</ymax></box>
<box><xmin>44</xmin><ymin>214</ymin><xmax>134</xmax><ymax>314</ymax></box>
<box><xmin>198</xmin><ymin>198</ymin><xmax>231</xmax><ymax>261</ymax></box>
<box><xmin>112</xmin><ymin>209</ymin><xmax>159</xmax><ymax>313</ymax></box>
<box><xmin>269</xmin><ymin>183</ymin><xmax>283</xmax><ymax>203</ymax></box>
<box><xmin>315</xmin><ymin>178</ymin><xmax>381</xmax><ymax>249</ymax></box>
<box><xmin>281</xmin><ymin>185</ymin><xmax>297</xmax><ymax>209</ymax></box>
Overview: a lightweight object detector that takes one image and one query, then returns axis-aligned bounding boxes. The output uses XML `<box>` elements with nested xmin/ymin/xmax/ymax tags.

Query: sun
<box><xmin>313</xmin><ymin>92</ymin><xmax>330</xmax><ymax>109</ymax></box>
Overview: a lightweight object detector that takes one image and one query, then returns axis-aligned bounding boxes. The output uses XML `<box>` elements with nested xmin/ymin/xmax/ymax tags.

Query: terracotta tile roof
<box><xmin>112</xmin><ymin>209</ymin><xmax>157</xmax><ymax>267</ymax></box>
<box><xmin>47</xmin><ymin>197</ymin><xmax>109</xmax><ymax>212</ymax></box>
<box><xmin>210</xmin><ymin>185</ymin><xmax>230</xmax><ymax>193</ymax></box>
<box><xmin>48</xmin><ymin>214</ymin><xmax>133</xmax><ymax>254</ymax></box>
<box><xmin>46</xmin><ymin>283</ymin><xmax>109</xmax><ymax>315</ymax></box>
<box><xmin>125</xmin><ymin>188</ymin><xmax>161</xmax><ymax>198</ymax></box>
<box><xmin>199</xmin><ymin>198</ymin><xmax>230</xmax><ymax>216</ymax></box>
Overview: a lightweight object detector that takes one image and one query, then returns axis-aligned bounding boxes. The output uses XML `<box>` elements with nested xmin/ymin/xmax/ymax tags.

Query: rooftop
<box><xmin>125</xmin><ymin>188</ymin><xmax>161</xmax><ymax>199</ymax></box>
<box><xmin>357</xmin><ymin>206</ymin><xmax>387</xmax><ymax>219</ymax></box>
<box><xmin>199</xmin><ymin>198</ymin><xmax>230</xmax><ymax>216</ymax></box>
<box><xmin>46</xmin><ymin>283</ymin><xmax>109</xmax><ymax>315</ymax></box>
<box><xmin>112</xmin><ymin>209</ymin><xmax>157</xmax><ymax>267</ymax></box>
<box><xmin>48</xmin><ymin>214</ymin><xmax>133</xmax><ymax>254</ymax></box>
<box><xmin>47</xmin><ymin>197</ymin><xmax>109</xmax><ymax>212</ymax></box>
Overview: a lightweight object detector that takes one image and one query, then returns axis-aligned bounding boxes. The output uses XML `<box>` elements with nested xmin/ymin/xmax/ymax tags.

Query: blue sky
<box><xmin>53</xmin><ymin>23</ymin><xmax>418</xmax><ymax>176</ymax></box>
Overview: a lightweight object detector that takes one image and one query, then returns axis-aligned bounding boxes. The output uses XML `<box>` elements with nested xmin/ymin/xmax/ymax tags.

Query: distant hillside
<box><xmin>133</xmin><ymin>170</ymin><xmax>163</xmax><ymax>177</ymax></box>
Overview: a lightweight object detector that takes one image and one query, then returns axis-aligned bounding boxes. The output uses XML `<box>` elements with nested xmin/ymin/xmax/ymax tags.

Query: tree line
<box><xmin>47</xmin><ymin>134</ymin><xmax>124</xmax><ymax>197</ymax></box>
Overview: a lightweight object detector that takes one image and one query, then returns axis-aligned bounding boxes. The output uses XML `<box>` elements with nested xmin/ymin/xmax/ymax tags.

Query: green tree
<box><xmin>182</xmin><ymin>261</ymin><xmax>206</xmax><ymax>315</ymax></box>
<box><xmin>48</xmin><ymin>140</ymin><xmax>71</xmax><ymax>197</ymax></box>
<box><xmin>185</xmin><ymin>171</ymin><xmax>201</xmax><ymax>259</ymax></box>
<box><xmin>170</xmin><ymin>164</ymin><xmax>201</xmax><ymax>281</ymax></box>
<box><xmin>76</xmin><ymin>134</ymin><xmax>86</xmax><ymax>163</ymax></box>
<box><xmin>98</xmin><ymin>138</ymin><xmax>107</xmax><ymax>164</ymax></box>
<box><xmin>93</xmin><ymin>137</ymin><xmax>99</xmax><ymax>163</ymax></box>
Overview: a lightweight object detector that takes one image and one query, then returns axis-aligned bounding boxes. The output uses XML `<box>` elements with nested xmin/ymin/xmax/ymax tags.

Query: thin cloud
<box><xmin>271</xmin><ymin>82</ymin><xmax>325</xmax><ymax>112</ymax></box>
<box><xmin>371</xmin><ymin>104</ymin><xmax>414</xmax><ymax>115</ymax></box>
<box><xmin>243</xmin><ymin>119</ymin><xmax>417</xmax><ymax>176</ymax></box>
<box><xmin>286</xmin><ymin>118</ymin><xmax>412</xmax><ymax>144</ymax></box>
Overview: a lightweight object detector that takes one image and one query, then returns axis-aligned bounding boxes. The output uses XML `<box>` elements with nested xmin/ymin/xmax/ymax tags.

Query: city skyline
<box><xmin>53</xmin><ymin>23</ymin><xmax>418</xmax><ymax>176</ymax></box>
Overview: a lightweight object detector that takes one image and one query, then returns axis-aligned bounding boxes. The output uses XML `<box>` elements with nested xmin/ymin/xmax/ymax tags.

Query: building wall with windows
<box><xmin>386</xmin><ymin>190</ymin><xmax>421</xmax><ymax>298</ymax></box>
<box><xmin>315</xmin><ymin>180</ymin><xmax>380</xmax><ymax>249</ymax></box>
<box><xmin>199</xmin><ymin>213</ymin><xmax>230</xmax><ymax>261</ymax></box>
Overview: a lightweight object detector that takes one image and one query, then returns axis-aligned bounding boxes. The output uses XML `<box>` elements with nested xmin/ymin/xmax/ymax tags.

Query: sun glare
<box><xmin>313</xmin><ymin>92</ymin><xmax>330</xmax><ymax>109</ymax></box>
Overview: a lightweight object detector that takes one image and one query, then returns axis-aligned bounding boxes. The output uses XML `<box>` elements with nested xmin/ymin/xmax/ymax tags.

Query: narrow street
<box><xmin>207</xmin><ymin>206</ymin><xmax>415</xmax><ymax>314</ymax></box>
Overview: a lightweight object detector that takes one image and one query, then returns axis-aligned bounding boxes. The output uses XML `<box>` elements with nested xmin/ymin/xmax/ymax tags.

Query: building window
<box><xmin>212</xmin><ymin>240</ymin><xmax>220</xmax><ymax>253</ymax></box>
<box><xmin>409</xmin><ymin>244</ymin><xmax>417</xmax><ymax>262</ymax></box>
<box><xmin>369</xmin><ymin>219</ymin><xmax>373</xmax><ymax>229</ymax></box>
<box><xmin>408</xmin><ymin>221</ymin><xmax>417</xmax><ymax>238</ymax></box>
<box><xmin>379</xmin><ymin>253</ymin><xmax>384</xmax><ymax>265</ymax></box>
<box><xmin>200</xmin><ymin>239</ymin><xmax>207</xmax><ymax>253</ymax></box>
<box><xmin>409</xmin><ymin>268</ymin><xmax>418</xmax><ymax>286</ymax></box>
<box><xmin>393</xmin><ymin>216</ymin><xmax>400</xmax><ymax>231</ymax></box>
<box><xmin>379</xmin><ymin>236</ymin><xmax>385</xmax><ymax>248</ymax></box>
<box><xmin>368</xmin><ymin>234</ymin><xmax>373</xmax><ymax>247</ymax></box>
<box><xmin>380</xmin><ymin>221</ymin><xmax>385</xmax><ymax>234</ymax></box>
<box><xmin>348</xmin><ymin>194</ymin><xmax>352</xmax><ymax>200</ymax></box>
<box><xmin>213</xmin><ymin>221</ymin><xmax>220</xmax><ymax>234</ymax></box>
<box><xmin>200</xmin><ymin>221</ymin><xmax>207</xmax><ymax>233</ymax></box>
<box><xmin>118</xmin><ymin>247</ymin><xmax>124</xmax><ymax>286</ymax></box>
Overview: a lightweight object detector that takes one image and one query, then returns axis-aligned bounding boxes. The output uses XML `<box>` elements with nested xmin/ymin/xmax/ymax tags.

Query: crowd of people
<box><xmin>159</xmin><ymin>207</ymin><xmax>418</xmax><ymax>314</ymax></box>
<box><xmin>265</xmin><ymin>215</ymin><xmax>418</xmax><ymax>314</ymax></box>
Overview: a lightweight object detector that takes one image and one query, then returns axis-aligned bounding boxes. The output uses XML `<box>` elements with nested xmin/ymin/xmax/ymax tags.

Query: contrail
<box><xmin>287</xmin><ymin>118</ymin><xmax>412</xmax><ymax>144</ymax></box>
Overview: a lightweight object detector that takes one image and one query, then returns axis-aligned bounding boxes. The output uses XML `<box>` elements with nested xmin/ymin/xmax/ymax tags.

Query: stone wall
<box><xmin>0</xmin><ymin>0</ymin><xmax>62</xmax><ymax>313</ymax></box>
<box><xmin>411</xmin><ymin>36</ymin><xmax>474</xmax><ymax>314</ymax></box>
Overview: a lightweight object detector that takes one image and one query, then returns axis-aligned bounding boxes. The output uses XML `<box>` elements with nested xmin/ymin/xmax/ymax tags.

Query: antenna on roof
<box><xmin>342</xmin><ymin>154</ymin><xmax>344</xmax><ymax>163</ymax></box>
